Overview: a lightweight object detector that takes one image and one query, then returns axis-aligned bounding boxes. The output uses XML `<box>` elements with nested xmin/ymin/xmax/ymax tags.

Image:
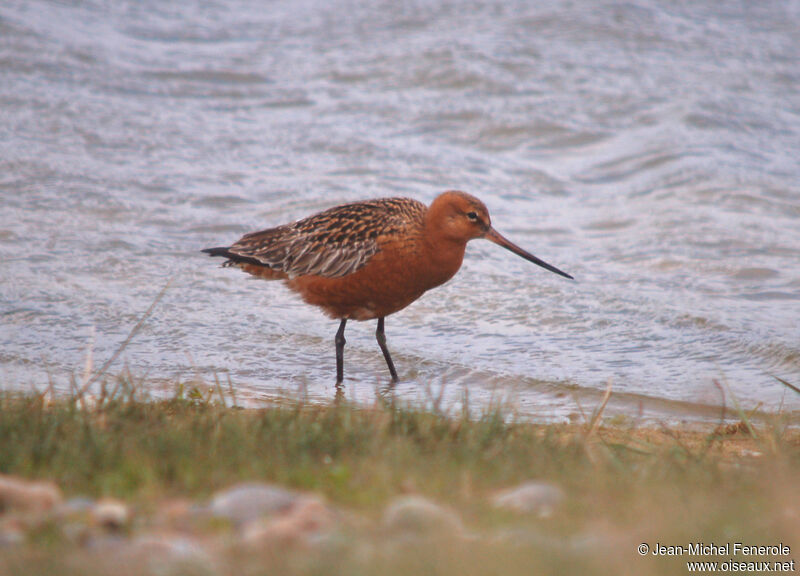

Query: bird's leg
<box><xmin>375</xmin><ymin>317</ymin><xmax>399</xmax><ymax>383</ymax></box>
<box><xmin>335</xmin><ymin>318</ymin><xmax>347</xmax><ymax>385</ymax></box>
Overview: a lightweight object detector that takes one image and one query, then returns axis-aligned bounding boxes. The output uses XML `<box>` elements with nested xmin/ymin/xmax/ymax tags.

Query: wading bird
<box><xmin>203</xmin><ymin>190</ymin><xmax>572</xmax><ymax>385</ymax></box>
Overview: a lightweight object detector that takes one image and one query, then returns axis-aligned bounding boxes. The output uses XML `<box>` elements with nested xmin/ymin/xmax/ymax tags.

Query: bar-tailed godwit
<box><xmin>203</xmin><ymin>190</ymin><xmax>572</xmax><ymax>384</ymax></box>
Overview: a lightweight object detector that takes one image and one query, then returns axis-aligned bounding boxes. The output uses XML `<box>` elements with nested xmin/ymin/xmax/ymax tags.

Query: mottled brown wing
<box><xmin>226</xmin><ymin>198</ymin><xmax>425</xmax><ymax>279</ymax></box>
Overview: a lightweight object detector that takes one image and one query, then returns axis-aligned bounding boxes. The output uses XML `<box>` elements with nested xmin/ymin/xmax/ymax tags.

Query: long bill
<box><xmin>484</xmin><ymin>227</ymin><xmax>574</xmax><ymax>280</ymax></box>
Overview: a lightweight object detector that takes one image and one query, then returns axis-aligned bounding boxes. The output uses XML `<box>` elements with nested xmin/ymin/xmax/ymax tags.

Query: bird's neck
<box><xmin>421</xmin><ymin>220</ymin><xmax>467</xmax><ymax>289</ymax></box>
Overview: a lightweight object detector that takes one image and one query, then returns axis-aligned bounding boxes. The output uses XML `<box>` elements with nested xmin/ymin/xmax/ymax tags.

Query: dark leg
<box><xmin>376</xmin><ymin>317</ymin><xmax>399</xmax><ymax>383</ymax></box>
<box><xmin>335</xmin><ymin>318</ymin><xmax>347</xmax><ymax>385</ymax></box>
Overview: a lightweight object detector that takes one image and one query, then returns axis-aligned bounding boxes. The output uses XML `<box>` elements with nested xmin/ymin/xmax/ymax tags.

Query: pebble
<box><xmin>382</xmin><ymin>495</ymin><xmax>463</xmax><ymax>537</ymax></box>
<box><xmin>209</xmin><ymin>482</ymin><xmax>299</xmax><ymax>526</ymax></box>
<box><xmin>0</xmin><ymin>474</ymin><xmax>62</xmax><ymax>514</ymax></box>
<box><xmin>242</xmin><ymin>496</ymin><xmax>334</xmax><ymax>547</ymax></box>
<box><xmin>92</xmin><ymin>498</ymin><xmax>131</xmax><ymax>531</ymax></box>
<box><xmin>491</xmin><ymin>481</ymin><xmax>565</xmax><ymax>518</ymax></box>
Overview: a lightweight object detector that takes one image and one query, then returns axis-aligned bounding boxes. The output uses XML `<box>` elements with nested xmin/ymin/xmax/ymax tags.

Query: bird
<box><xmin>203</xmin><ymin>190</ymin><xmax>573</xmax><ymax>385</ymax></box>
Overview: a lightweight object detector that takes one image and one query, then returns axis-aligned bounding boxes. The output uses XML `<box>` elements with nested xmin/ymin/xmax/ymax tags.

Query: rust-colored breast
<box><xmin>288</xmin><ymin>229</ymin><xmax>466</xmax><ymax>320</ymax></box>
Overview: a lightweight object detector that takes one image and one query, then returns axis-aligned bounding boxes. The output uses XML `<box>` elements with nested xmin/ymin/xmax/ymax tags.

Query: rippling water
<box><xmin>2</xmin><ymin>0</ymin><xmax>799</xmax><ymax>421</ymax></box>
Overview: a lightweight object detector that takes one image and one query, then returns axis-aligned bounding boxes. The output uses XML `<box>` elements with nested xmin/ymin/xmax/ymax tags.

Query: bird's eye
<box><xmin>466</xmin><ymin>211</ymin><xmax>479</xmax><ymax>222</ymax></box>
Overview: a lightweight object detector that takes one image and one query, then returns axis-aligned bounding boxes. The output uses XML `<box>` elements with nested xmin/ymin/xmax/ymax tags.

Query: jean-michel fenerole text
<box><xmin>651</xmin><ymin>543</ymin><xmax>791</xmax><ymax>557</ymax></box>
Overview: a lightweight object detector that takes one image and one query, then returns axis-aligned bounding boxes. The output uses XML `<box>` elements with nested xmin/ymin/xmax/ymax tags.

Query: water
<box><xmin>2</xmin><ymin>0</ymin><xmax>799</xmax><ymax>421</ymax></box>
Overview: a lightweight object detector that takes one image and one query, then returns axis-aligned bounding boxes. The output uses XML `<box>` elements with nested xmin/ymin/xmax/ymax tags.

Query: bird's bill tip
<box><xmin>485</xmin><ymin>227</ymin><xmax>574</xmax><ymax>280</ymax></box>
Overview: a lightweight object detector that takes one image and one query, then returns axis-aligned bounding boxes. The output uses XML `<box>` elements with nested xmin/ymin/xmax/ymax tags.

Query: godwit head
<box><xmin>426</xmin><ymin>190</ymin><xmax>573</xmax><ymax>279</ymax></box>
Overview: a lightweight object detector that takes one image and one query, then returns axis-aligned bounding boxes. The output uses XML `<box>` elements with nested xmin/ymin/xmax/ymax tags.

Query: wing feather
<box><xmin>222</xmin><ymin>197</ymin><xmax>425</xmax><ymax>279</ymax></box>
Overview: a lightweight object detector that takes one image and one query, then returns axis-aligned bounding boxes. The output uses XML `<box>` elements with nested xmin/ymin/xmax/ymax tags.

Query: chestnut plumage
<box><xmin>204</xmin><ymin>190</ymin><xmax>572</xmax><ymax>384</ymax></box>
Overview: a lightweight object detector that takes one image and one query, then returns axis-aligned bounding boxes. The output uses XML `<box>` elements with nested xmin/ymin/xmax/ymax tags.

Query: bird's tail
<box><xmin>202</xmin><ymin>247</ymin><xmax>288</xmax><ymax>279</ymax></box>
<box><xmin>202</xmin><ymin>247</ymin><xmax>235</xmax><ymax>259</ymax></box>
<box><xmin>202</xmin><ymin>246</ymin><xmax>261</xmax><ymax>265</ymax></box>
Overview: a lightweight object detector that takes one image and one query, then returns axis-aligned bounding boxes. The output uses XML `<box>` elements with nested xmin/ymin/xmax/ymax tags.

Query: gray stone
<box><xmin>492</xmin><ymin>481</ymin><xmax>565</xmax><ymax>517</ymax></box>
<box><xmin>209</xmin><ymin>482</ymin><xmax>299</xmax><ymax>526</ymax></box>
<box><xmin>382</xmin><ymin>496</ymin><xmax>463</xmax><ymax>537</ymax></box>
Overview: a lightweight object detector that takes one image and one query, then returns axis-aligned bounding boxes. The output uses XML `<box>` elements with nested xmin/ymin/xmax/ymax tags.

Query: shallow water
<box><xmin>1</xmin><ymin>0</ymin><xmax>799</xmax><ymax>421</ymax></box>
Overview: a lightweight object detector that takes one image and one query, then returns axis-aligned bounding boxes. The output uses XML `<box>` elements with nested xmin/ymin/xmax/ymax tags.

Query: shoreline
<box><xmin>1</xmin><ymin>382</ymin><xmax>798</xmax><ymax>575</ymax></box>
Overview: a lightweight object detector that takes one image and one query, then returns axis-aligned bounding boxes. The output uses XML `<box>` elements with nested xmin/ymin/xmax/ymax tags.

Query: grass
<box><xmin>0</xmin><ymin>375</ymin><xmax>799</xmax><ymax>575</ymax></box>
